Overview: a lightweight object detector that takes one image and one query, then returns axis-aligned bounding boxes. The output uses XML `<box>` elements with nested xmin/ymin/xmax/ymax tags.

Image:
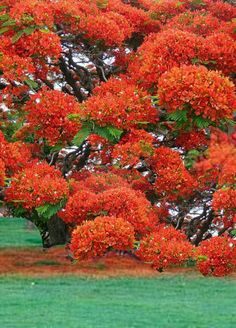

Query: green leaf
<box><xmin>193</xmin><ymin>116</ymin><xmax>212</xmax><ymax>129</ymax></box>
<box><xmin>12</xmin><ymin>206</ymin><xmax>27</xmax><ymax>218</ymax></box>
<box><xmin>167</xmin><ymin>109</ymin><xmax>188</xmax><ymax>123</ymax></box>
<box><xmin>1</xmin><ymin>19</ymin><xmax>15</xmax><ymax>26</ymax></box>
<box><xmin>184</xmin><ymin>149</ymin><xmax>200</xmax><ymax>169</ymax></box>
<box><xmin>230</xmin><ymin>229</ymin><xmax>236</xmax><ymax>236</ymax></box>
<box><xmin>0</xmin><ymin>6</ymin><xmax>7</xmax><ymax>12</ymax></box>
<box><xmin>12</xmin><ymin>30</ymin><xmax>25</xmax><ymax>43</ymax></box>
<box><xmin>36</xmin><ymin>201</ymin><xmax>65</xmax><ymax>220</ymax></box>
<box><xmin>94</xmin><ymin>125</ymin><xmax>123</xmax><ymax>142</ymax></box>
<box><xmin>73</xmin><ymin>126</ymin><xmax>91</xmax><ymax>146</ymax></box>
<box><xmin>23</xmin><ymin>26</ymin><xmax>36</xmax><ymax>36</ymax></box>
<box><xmin>106</xmin><ymin>126</ymin><xmax>123</xmax><ymax>141</ymax></box>
<box><xmin>0</xmin><ymin>13</ymin><xmax>9</xmax><ymax>21</ymax></box>
<box><xmin>0</xmin><ymin>26</ymin><xmax>9</xmax><ymax>35</ymax></box>
<box><xmin>197</xmin><ymin>255</ymin><xmax>208</xmax><ymax>261</ymax></box>
<box><xmin>68</xmin><ymin>113</ymin><xmax>81</xmax><ymax>121</ymax></box>
<box><xmin>25</xmin><ymin>79</ymin><xmax>38</xmax><ymax>90</ymax></box>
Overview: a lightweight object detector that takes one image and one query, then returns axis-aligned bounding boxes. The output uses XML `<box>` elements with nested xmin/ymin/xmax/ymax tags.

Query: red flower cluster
<box><xmin>175</xmin><ymin>131</ymin><xmax>208</xmax><ymax>150</ymax></box>
<box><xmin>110</xmin><ymin>168</ymin><xmax>154</xmax><ymax>193</ymax></box>
<box><xmin>0</xmin><ymin>159</ymin><xmax>6</xmax><ymax>187</ymax></box>
<box><xmin>9</xmin><ymin>0</ymin><xmax>54</xmax><ymax>27</ymax></box>
<box><xmin>137</xmin><ymin>225</ymin><xmax>193</xmax><ymax>271</ymax></box>
<box><xmin>147</xmin><ymin>0</ymin><xmax>189</xmax><ymax>24</ymax></box>
<box><xmin>60</xmin><ymin>182</ymin><xmax>158</xmax><ymax>234</ymax></box>
<box><xmin>165</xmin><ymin>11</ymin><xmax>222</xmax><ymax>37</ymax></box>
<box><xmin>107</xmin><ymin>0</ymin><xmax>160</xmax><ymax>34</ymax></box>
<box><xmin>196</xmin><ymin>236</ymin><xmax>236</xmax><ymax>276</ymax></box>
<box><xmin>0</xmin><ymin>132</ymin><xmax>32</xmax><ymax>175</ymax></box>
<box><xmin>206</xmin><ymin>1</ymin><xmax>236</xmax><ymax>21</ymax></box>
<box><xmin>14</xmin><ymin>30</ymin><xmax>61</xmax><ymax>60</ymax></box>
<box><xmin>128</xmin><ymin>29</ymin><xmax>204</xmax><ymax>89</ymax></box>
<box><xmin>203</xmin><ymin>33</ymin><xmax>236</xmax><ymax>75</ymax></box>
<box><xmin>112</xmin><ymin>130</ymin><xmax>155</xmax><ymax>166</ymax></box>
<box><xmin>151</xmin><ymin>147</ymin><xmax>197</xmax><ymax>200</ymax></box>
<box><xmin>59</xmin><ymin>189</ymin><xmax>99</xmax><ymax>224</ymax></box>
<box><xmin>24</xmin><ymin>88</ymin><xmax>80</xmax><ymax>146</ymax></box>
<box><xmin>5</xmin><ymin>162</ymin><xmax>69</xmax><ymax>210</ymax></box>
<box><xmin>70</xmin><ymin>172</ymin><xmax>130</xmax><ymax>195</ymax></box>
<box><xmin>212</xmin><ymin>188</ymin><xmax>236</xmax><ymax>217</ymax></box>
<box><xmin>0</xmin><ymin>54</ymin><xmax>35</xmax><ymax>82</ymax></box>
<box><xmin>195</xmin><ymin>130</ymin><xmax>236</xmax><ymax>189</ymax></box>
<box><xmin>81</xmin><ymin>78</ymin><xmax>157</xmax><ymax>129</ymax></box>
<box><xmin>81</xmin><ymin>12</ymin><xmax>134</xmax><ymax>46</ymax></box>
<box><xmin>98</xmin><ymin>187</ymin><xmax>158</xmax><ymax>234</ymax></box>
<box><xmin>218</xmin><ymin>158</ymin><xmax>236</xmax><ymax>187</ymax></box>
<box><xmin>70</xmin><ymin>216</ymin><xmax>135</xmax><ymax>260</ymax></box>
<box><xmin>158</xmin><ymin>65</ymin><xmax>236</xmax><ymax>122</ymax></box>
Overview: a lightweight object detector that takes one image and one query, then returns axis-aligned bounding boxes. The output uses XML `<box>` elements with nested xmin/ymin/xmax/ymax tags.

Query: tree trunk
<box><xmin>35</xmin><ymin>216</ymin><xmax>69</xmax><ymax>249</ymax></box>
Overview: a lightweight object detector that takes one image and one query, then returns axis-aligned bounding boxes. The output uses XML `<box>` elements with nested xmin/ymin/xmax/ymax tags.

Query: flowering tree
<box><xmin>0</xmin><ymin>0</ymin><xmax>236</xmax><ymax>275</ymax></box>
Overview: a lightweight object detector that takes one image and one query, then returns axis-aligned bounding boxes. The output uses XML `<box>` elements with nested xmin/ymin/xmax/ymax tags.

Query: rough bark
<box><xmin>34</xmin><ymin>215</ymin><xmax>69</xmax><ymax>249</ymax></box>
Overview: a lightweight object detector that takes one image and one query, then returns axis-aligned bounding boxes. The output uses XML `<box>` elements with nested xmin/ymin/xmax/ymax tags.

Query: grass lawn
<box><xmin>0</xmin><ymin>217</ymin><xmax>236</xmax><ymax>328</ymax></box>
<box><xmin>0</xmin><ymin>276</ymin><xmax>236</xmax><ymax>328</ymax></box>
<box><xmin>0</xmin><ymin>217</ymin><xmax>41</xmax><ymax>247</ymax></box>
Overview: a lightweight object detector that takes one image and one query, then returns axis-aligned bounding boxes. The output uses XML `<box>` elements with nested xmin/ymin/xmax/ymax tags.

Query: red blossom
<box><xmin>158</xmin><ymin>65</ymin><xmax>236</xmax><ymax>122</ymax></box>
<box><xmin>0</xmin><ymin>159</ymin><xmax>6</xmax><ymax>187</ymax></box>
<box><xmin>24</xmin><ymin>88</ymin><xmax>80</xmax><ymax>146</ymax></box>
<box><xmin>196</xmin><ymin>236</ymin><xmax>236</xmax><ymax>276</ymax></box>
<box><xmin>70</xmin><ymin>216</ymin><xmax>135</xmax><ymax>260</ymax></box>
<box><xmin>5</xmin><ymin>162</ymin><xmax>69</xmax><ymax>210</ymax></box>
<box><xmin>137</xmin><ymin>225</ymin><xmax>193</xmax><ymax>271</ymax></box>
<box><xmin>112</xmin><ymin>129</ymin><xmax>155</xmax><ymax>166</ymax></box>
<box><xmin>80</xmin><ymin>78</ymin><xmax>157</xmax><ymax>129</ymax></box>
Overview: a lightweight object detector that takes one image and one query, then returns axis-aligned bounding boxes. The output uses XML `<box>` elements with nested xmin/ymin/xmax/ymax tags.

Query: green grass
<box><xmin>0</xmin><ymin>276</ymin><xmax>235</xmax><ymax>328</ymax></box>
<box><xmin>0</xmin><ymin>217</ymin><xmax>41</xmax><ymax>247</ymax></box>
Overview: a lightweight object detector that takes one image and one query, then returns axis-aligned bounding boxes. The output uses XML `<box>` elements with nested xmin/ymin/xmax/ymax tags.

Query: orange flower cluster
<box><xmin>195</xmin><ymin>130</ymin><xmax>236</xmax><ymax>189</ymax></box>
<box><xmin>112</xmin><ymin>130</ymin><xmax>155</xmax><ymax>166</ymax></box>
<box><xmin>70</xmin><ymin>172</ymin><xmax>130</xmax><ymax>195</ymax></box>
<box><xmin>218</xmin><ymin>19</ymin><xmax>236</xmax><ymax>41</ymax></box>
<box><xmin>218</xmin><ymin>159</ymin><xmax>236</xmax><ymax>187</ymax></box>
<box><xmin>70</xmin><ymin>216</ymin><xmax>135</xmax><ymax>260</ymax></box>
<box><xmin>206</xmin><ymin>1</ymin><xmax>236</xmax><ymax>21</ymax></box>
<box><xmin>59</xmin><ymin>189</ymin><xmax>99</xmax><ymax>224</ymax></box>
<box><xmin>137</xmin><ymin>225</ymin><xmax>193</xmax><ymax>271</ymax></box>
<box><xmin>212</xmin><ymin>189</ymin><xmax>236</xmax><ymax>217</ymax></box>
<box><xmin>0</xmin><ymin>159</ymin><xmax>6</xmax><ymax>187</ymax></box>
<box><xmin>14</xmin><ymin>31</ymin><xmax>61</xmax><ymax>60</ymax></box>
<box><xmin>107</xmin><ymin>0</ymin><xmax>160</xmax><ymax>34</ymax></box>
<box><xmin>110</xmin><ymin>168</ymin><xmax>153</xmax><ymax>193</ymax></box>
<box><xmin>128</xmin><ymin>29</ymin><xmax>203</xmax><ymax>89</ymax></box>
<box><xmin>5</xmin><ymin>162</ymin><xmax>69</xmax><ymax>210</ymax></box>
<box><xmin>0</xmin><ymin>132</ymin><xmax>32</xmax><ymax>175</ymax></box>
<box><xmin>81</xmin><ymin>12</ymin><xmax>134</xmax><ymax>46</ymax></box>
<box><xmin>98</xmin><ymin>187</ymin><xmax>157</xmax><ymax>234</ymax></box>
<box><xmin>60</xmin><ymin>179</ymin><xmax>158</xmax><ymax>234</ymax></box>
<box><xmin>203</xmin><ymin>33</ymin><xmax>236</xmax><ymax>75</ymax></box>
<box><xmin>145</xmin><ymin>0</ymin><xmax>189</xmax><ymax>24</ymax></box>
<box><xmin>165</xmin><ymin>11</ymin><xmax>222</xmax><ymax>37</ymax></box>
<box><xmin>176</xmin><ymin>131</ymin><xmax>208</xmax><ymax>151</ymax></box>
<box><xmin>196</xmin><ymin>236</ymin><xmax>236</xmax><ymax>276</ymax></box>
<box><xmin>158</xmin><ymin>65</ymin><xmax>236</xmax><ymax>122</ymax></box>
<box><xmin>0</xmin><ymin>54</ymin><xmax>35</xmax><ymax>82</ymax></box>
<box><xmin>24</xmin><ymin>88</ymin><xmax>80</xmax><ymax>146</ymax></box>
<box><xmin>151</xmin><ymin>147</ymin><xmax>197</xmax><ymax>200</ymax></box>
<box><xmin>9</xmin><ymin>0</ymin><xmax>54</xmax><ymax>27</ymax></box>
<box><xmin>81</xmin><ymin>78</ymin><xmax>157</xmax><ymax>129</ymax></box>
